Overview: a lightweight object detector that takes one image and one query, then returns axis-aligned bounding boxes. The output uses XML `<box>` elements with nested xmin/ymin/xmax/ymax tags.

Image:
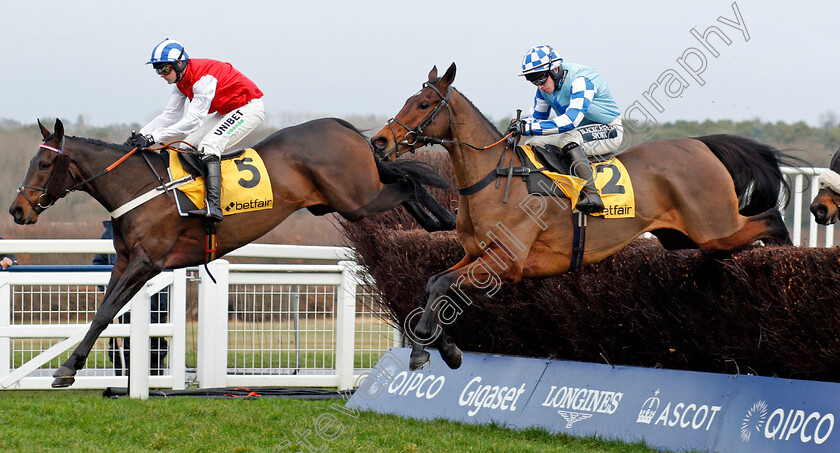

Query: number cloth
<box><xmin>520</xmin><ymin>145</ymin><xmax>635</xmax><ymax>218</ymax></box>
<box><xmin>168</xmin><ymin>148</ymin><xmax>274</xmax><ymax>216</ymax></box>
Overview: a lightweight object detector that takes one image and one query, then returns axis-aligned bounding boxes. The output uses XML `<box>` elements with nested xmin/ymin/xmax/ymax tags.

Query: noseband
<box><xmin>825</xmin><ymin>188</ymin><xmax>840</xmax><ymax>220</ymax></box>
<box><xmin>17</xmin><ymin>142</ymin><xmax>76</xmax><ymax>212</ymax></box>
<box><xmin>381</xmin><ymin>82</ymin><xmax>452</xmax><ymax>159</ymax></box>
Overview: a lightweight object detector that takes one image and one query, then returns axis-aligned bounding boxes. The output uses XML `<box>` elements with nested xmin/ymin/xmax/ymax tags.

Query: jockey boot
<box><xmin>562</xmin><ymin>143</ymin><xmax>605</xmax><ymax>214</ymax></box>
<box><xmin>187</xmin><ymin>155</ymin><xmax>224</xmax><ymax>222</ymax></box>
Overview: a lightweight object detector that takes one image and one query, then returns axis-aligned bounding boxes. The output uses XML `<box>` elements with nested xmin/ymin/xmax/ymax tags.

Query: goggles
<box><xmin>528</xmin><ymin>73</ymin><xmax>549</xmax><ymax>86</ymax></box>
<box><xmin>155</xmin><ymin>64</ymin><xmax>174</xmax><ymax>76</ymax></box>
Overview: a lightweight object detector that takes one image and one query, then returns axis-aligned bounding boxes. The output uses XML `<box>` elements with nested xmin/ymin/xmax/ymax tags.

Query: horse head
<box><xmin>371</xmin><ymin>63</ymin><xmax>457</xmax><ymax>161</ymax></box>
<box><xmin>810</xmin><ymin>148</ymin><xmax>840</xmax><ymax>225</ymax></box>
<box><xmin>9</xmin><ymin>118</ymin><xmax>75</xmax><ymax>225</ymax></box>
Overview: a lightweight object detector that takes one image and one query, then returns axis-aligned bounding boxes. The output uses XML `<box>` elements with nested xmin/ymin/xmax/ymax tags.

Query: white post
<box><xmin>197</xmin><ymin>260</ymin><xmax>229</xmax><ymax>389</ymax></box>
<box><xmin>335</xmin><ymin>261</ymin><xmax>359</xmax><ymax>391</ymax></box>
<box><xmin>793</xmin><ymin>175</ymin><xmax>803</xmax><ymax>246</ymax></box>
<box><xmin>393</xmin><ymin>326</ymin><xmax>404</xmax><ymax>348</ymax></box>
<box><xmin>0</xmin><ymin>278</ymin><xmax>10</xmax><ymax>384</ymax></box>
<box><xmin>170</xmin><ymin>268</ymin><xmax>187</xmax><ymax>390</ymax></box>
<box><xmin>810</xmin><ymin>175</ymin><xmax>820</xmax><ymax>247</ymax></box>
<box><xmin>778</xmin><ymin>180</ymin><xmax>787</xmax><ymax>222</ymax></box>
<box><xmin>827</xmin><ymin>224</ymin><xmax>835</xmax><ymax>248</ymax></box>
<box><xmin>129</xmin><ymin>289</ymin><xmax>151</xmax><ymax>399</ymax></box>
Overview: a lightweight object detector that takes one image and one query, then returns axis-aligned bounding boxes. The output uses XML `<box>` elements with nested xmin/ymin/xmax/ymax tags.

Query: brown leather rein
<box><xmin>17</xmin><ymin>139</ymin><xmax>195</xmax><ymax>213</ymax></box>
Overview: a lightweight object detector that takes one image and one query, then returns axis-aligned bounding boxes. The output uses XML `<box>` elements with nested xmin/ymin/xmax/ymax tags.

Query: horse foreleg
<box><xmin>52</xmin><ymin>254</ymin><xmax>161</xmax><ymax>388</ymax></box>
<box><xmin>425</xmin><ymin>255</ymin><xmax>473</xmax><ymax>292</ymax></box>
<box><xmin>410</xmin><ymin>249</ymin><xmax>521</xmax><ymax>371</ymax></box>
<box><xmin>410</xmin><ymin>270</ymin><xmax>469</xmax><ymax>371</ymax></box>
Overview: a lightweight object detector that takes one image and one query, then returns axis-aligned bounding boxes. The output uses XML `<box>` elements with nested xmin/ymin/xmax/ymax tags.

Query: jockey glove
<box><xmin>507</xmin><ymin>119</ymin><xmax>527</xmax><ymax>136</ymax></box>
<box><xmin>124</xmin><ymin>131</ymin><xmax>155</xmax><ymax>149</ymax></box>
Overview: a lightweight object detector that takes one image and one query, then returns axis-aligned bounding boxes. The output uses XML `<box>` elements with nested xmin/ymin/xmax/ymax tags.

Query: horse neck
<box><xmin>64</xmin><ymin>138</ymin><xmax>156</xmax><ymax>211</ymax></box>
<box><xmin>445</xmin><ymin>90</ymin><xmax>507</xmax><ymax>189</ymax></box>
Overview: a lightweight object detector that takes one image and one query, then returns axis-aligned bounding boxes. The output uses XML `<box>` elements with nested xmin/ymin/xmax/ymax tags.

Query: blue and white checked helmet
<box><xmin>520</xmin><ymin>45</ymin><xmax>562</xmax><ymax>76</ymax></box>
<box><xmin>146</xmin><ymin>38</ymin><xmax>189</xmax><ymax>65</ymax></box>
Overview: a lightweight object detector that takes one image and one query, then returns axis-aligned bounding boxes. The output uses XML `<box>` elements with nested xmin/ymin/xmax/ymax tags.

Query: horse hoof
<box><xmin>441</xmin><ymin>343</ymin><xmax>463</xmax><ymax>369</ymax></box>
<box><xmin>51</xmin><ymin>377</ymin><xmax>75</xmax><ymax>388</ymax></box>
<box><xmin>52</xmin><ymin>366</ymin><xmax>76</xmax><ymax>388</ymax></box>
<box><xmin>409</xmin><ymin>351</ymin><xmax>430</xmax><ymax>370</ymax></box>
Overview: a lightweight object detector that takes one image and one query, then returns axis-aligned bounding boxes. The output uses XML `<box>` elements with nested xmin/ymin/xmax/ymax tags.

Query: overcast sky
<box><xmin>2</xmin><ymin>0</ymin><xmax>838</xmax><ymax>129</ymax></box>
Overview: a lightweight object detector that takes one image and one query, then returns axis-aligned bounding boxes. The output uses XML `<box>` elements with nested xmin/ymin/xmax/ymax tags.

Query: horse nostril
<box><xmin>9</xmin><ymin>206</ymin><xmax>23</xmax><ymax>224</ymax></box>
<box><xmin>371</xmin><ymin>136</ymin><xmax>387</xmax><ymax>150</ymax></box>
<box><xmin>816</xmin><ymin>206</ymin><xmax>827</xmax><ymax>218</ymax></box>
<box><xmin>811</xmin><ymin>203</ymin><xmax>825</xmax><ymax>215</ymax></box>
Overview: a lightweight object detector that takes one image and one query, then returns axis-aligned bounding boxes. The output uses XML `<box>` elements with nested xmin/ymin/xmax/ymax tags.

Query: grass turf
<box><xmin>0</xmin><ymin>390</ymin><xmax>658</xmax><ymax>452</ymax></box>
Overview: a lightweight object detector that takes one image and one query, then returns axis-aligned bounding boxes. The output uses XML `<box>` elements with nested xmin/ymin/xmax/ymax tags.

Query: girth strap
<box><xmin>457</xmin><ymin>167</ymin><xmax>532</xmax><ymax>196</ymax></box>
<box><xmin>203</xmin><ymin>221</ymin><xmax>219</xmax><ymax>284</ymax></box>
<box><xmin>205</xmin><ymin>221</ymin><xmax>218</xmax><ymax>263</ymax></box>
<box><xmin>568</xmin><ymin>211</ymin><xmax>586</xmax><ymax>272</ymax></box>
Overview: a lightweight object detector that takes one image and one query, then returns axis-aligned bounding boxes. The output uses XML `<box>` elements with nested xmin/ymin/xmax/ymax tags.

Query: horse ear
<box><xmin>54</xmin><ymin>118</ymin><xmax>64</xmax><ymax>142</ymax></box>
<box><xmin>38</xmin><ymin>119</ymin><xmax>50</xmax><ymax>139</ymax></box>
<box><xmin>428</xmin><ymin>65</ymin><xmax>438</xmax><ymax>81</ymax></box>
<box><xmin>440</xmin><ymin>62</ymin><xmax>456</xmax><ymax>86</ymax></box>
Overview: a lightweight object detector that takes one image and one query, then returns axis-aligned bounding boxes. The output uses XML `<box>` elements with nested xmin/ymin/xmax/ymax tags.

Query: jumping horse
<box><xmin>10</xmin><ymin>117</ymin><xmax>455</xmax><ymax>388</ymax></box>
<box><xmin>371</xmin><ymin>63</ymin><xmax>794</xmax><ymax>370</ymax></box>
<box><xmin>810</xmin><ymin>148</ymin><xmax>840</xmax><ymax>225</ymax></box>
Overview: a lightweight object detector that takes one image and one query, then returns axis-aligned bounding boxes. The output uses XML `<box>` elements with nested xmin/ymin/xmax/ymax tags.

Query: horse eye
<box><xmin>419</xmin><ymin>101</ymin><xmax>430</xmax><ymax>110</ymax></box>
<box><xmin>38</xmin><ymin>161</ymin><xmax>51</xmax><ymax>170</ymax></box>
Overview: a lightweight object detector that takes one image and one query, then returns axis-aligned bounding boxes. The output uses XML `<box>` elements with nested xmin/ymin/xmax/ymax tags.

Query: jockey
<box><xmin>507</xmin><ymin>45</ymin><xmax>623</xmax><ymax>214</ymax></box>
<box><xmin>125</xmin><ymin>38</ymin><xmax>265</xmax><ymax>222</ymax></box>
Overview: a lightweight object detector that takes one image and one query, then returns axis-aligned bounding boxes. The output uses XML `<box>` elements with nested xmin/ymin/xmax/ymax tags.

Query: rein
<box><xmin>18</xmin><ymin>140</ymin><xmax>196</xmax><ymax>214</ymax></box>
<box><xmin>391</xmin><ymin>83</ymin><xmax>525</xmax><ymax>200</ymax></box>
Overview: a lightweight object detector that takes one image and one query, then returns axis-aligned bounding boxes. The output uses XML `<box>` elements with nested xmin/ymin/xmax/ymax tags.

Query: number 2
<box><xmin>596</xmin><ymin>164</ymin><xmax>625</xmax><ymax>195</ymax></box>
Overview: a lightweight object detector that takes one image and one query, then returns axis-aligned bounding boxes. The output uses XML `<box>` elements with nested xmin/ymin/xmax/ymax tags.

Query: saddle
<box><xmin>174</xmin><ymin>148</ymin><xmax>248</xmax><ymax>178</ymax></box>
<box><xmin>164</xmin><ymin>147</ymin><xmax>274</xmax><ymax>218</ymax></box>
<box><xmin>458</xmin><ymin>144</ymin><xmax>634</xmax><ymax>219</ymax></box>
<box><xmin>523</xmin><ymin>145</ymin><xmax>615</xmax><ymax>197</ymax></box>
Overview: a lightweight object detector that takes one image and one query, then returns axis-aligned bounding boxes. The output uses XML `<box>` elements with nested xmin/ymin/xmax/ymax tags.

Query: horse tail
<box><xmin>694</xmin><ymin>134</ymin><xmax>792</xmax><ymax>216</ymax></box>
<box><xmin>329</xmin><ymin>118</ymin><xmax>451</xmax><ymax>190</ymax></box>
<box><xmin>374</xmin><ymin>159</ymin><xmax>451</xmax><ymax>189</ymax></box>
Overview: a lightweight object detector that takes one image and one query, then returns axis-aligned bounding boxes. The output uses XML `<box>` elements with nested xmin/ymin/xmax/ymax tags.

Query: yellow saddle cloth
<box><xmin>520</xmin><ymin>145</ymin><xmax>636</xmax><ymax>218</ymax></box>
<box><xmin>168</xmin><ymin>148</ymin><xmax>273</xmax><ymax>216</ymax></box>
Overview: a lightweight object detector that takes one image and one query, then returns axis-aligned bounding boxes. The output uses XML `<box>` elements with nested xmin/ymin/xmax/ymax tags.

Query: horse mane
<box><xmin>69</xmin><ymin>136</ymin><xmax>134</xmax><ymax>152</ymax></box>
<box><xmin>450</xmin><ymin>88</ymin><xmax>501</xmax><ymax>137</ymax></box>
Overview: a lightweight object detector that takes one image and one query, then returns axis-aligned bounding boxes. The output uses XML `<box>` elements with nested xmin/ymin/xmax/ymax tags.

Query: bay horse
<box><xmin>809</xmin><ymin>148</ymin><xmax>840</xmax><ymax>225</ymax></box>
<box><xmin>370</xmin><ymin>63</ymin><xmax>794</xmax><ymax>370</ymax></box>
<box><xmin>10</xmin><ymin>117</ymin><xmax>454</xmax><ymax>388</ymax></box>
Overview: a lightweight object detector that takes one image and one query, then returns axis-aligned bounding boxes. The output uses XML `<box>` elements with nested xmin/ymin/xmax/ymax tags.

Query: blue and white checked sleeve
<box><xmin>530</xmin><ymin>92</ymin><xmax>551</xmax><ymax>121</ymax></box>
<box><xmin>525</xmin><ymin>76</ymin><xmax>596</xmax><ymax>136</ymax></box>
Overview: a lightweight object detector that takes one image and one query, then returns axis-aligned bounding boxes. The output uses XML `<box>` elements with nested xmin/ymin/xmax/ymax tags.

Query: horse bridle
<box><xmin>16</xmin><ymin>141</ymin><xmax>78</xmax><ymax>212</ymax></box>
<box><xmin>380</xmin><ymin>82</ymin><xmax>515</xmax><ymax>161</ymax></box>
<box><xmin>381</xmin><ymin>82</ymin><xmax>453</xmax><ymax>159</ymax></box>
<box><xmin>17</xmin><ymin>138</ymin><xmax>148</xmax><ymax>213</ymax></box>
<box><xmin>823</xmin><ymin>185</ymin><xmax>840</xmax><ymax>221</ymax></box>
<box><xmin>815</xmin><ymin>168</ymin><xmax>840</xmax><ymax>223</ymax></box>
